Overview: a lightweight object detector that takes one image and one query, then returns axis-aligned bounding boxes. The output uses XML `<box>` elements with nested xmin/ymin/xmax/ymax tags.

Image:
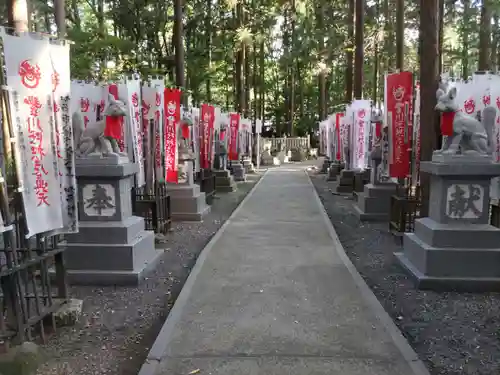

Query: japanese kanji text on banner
<box><xmin>229</xmin><ymin>113</ymin><xmax>240</xmax><ymax>161</ymax></box>
<box><xmin>386</xmin><ymin>71</ymin><xmax>413</xmax><ymax>178</ymax></box>
<box><xmin>2</xmin><ymin>33</ymin><xmax>64</xmax><ymax>237</ymax></box>
<box><xmin>164</xmin><ymin>88</ymin><xmax>181</xmax><ymax>183</ymax></box>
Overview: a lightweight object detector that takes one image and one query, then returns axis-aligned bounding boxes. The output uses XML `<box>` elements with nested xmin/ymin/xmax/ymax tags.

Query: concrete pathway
<box><xmin>139</xmin><ymin>165</ymin><xmax>429</xmax><ymax>375</ymax></box>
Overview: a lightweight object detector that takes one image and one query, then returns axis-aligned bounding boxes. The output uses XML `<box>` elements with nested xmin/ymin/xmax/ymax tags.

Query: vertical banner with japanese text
<box><xmin>164</xmin><ymin>88</ymin><xmax>181</xmax><ymax>183</ymax></box>
<box><xmin>143</xmin><ymin>83</ymin><xmax>164</xmax><ymax>182</ymax></box>
<box><xmin>229</xmin><ymin>113</ymin><xmax>240</xmax><ymax>161</ymax></box>
<box><xmin>386</xmin><ymin>71</ymin><xmax>413</xmax><ymax>178</ymax></box>
<box><xmin>200</xmin><ymin>104</ymin><xmax>214</xmax><ymax>169</ymax></box>
<box><xmin>151</xmin><ymin>79</ymin><xmax>165</xmax><ymax>182</ymax></box>
<box><xmin>118</xmin><ymin>79</ymin><xmax>145</xmax><ymax>186</ymax></box>
<box><xmin>2</xmin><ymin>33</ymin><xmax>63</xmax><ymax>236</ymax></box>
<box><xmin>335</xmin><ymin>113</ymin><xmax>344</xmax><ymax>161</ymax></box>
<box><xmin>49</xmin><ymin>41</ymin><xmax>78</xmax><ymax>234</ymax></box>
<box><xmin>207</xmin><ymin>105</ymin><xmax>215</xmax><ymax>167</ymax></box>
<box><xmin>351</xmin><ymin>100</ymin><xmax>371</xmax><ymax>170</ymax></box>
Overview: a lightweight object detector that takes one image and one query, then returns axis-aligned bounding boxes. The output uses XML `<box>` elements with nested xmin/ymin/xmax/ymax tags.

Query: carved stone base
<box><xmin>320</xmin><ymin>158</ymin><xmax>330</xmax><ymax>174</ymax></box>
<box><xmin>215</xmin><ymin>169</ymin><xmax>237</xmax><ymax>192</ymax></box>
<box><xmin>62</xmin><ymin>218</ymin><xmax>160</xmax><ymax>286</ymax></box>
<box><xmin>230</xmin><ymin>162</ymin><xmax>247</xmax><ymax>182</ymax></box>
<box><xmin>354</xmin><ymin>183</ymin><xmax>397</xmax><ymax>221</ymax></box>
<box><xmin>61</xmin><ymin>159</ymin><xmax>160</xmax><ymax>286</ymax></box>
<box><xmin>327</xmin><ymin>162</ymin><xmax>343</xmax><ymax>181</ymax></box>
<box><xmin>167</xmin><ymin>183</ymin><xmax>210</xmax><ymax>221</ymax></box>
<box><xmin>242</xmin><ymin>157</ymin><xmax>256</xmax><ymax>174</ymax></box>
<box><xmin>396</xmin><ymin>160</ymin><xmax>500</xmax><ymax>291</ymax></box>
<box><xmin>334</xmin><ymin>169</ymin><xmax>355</xmax><ymax>194</ymax></box>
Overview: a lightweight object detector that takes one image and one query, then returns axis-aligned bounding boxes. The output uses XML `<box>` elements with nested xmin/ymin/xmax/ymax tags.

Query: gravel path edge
<box><xmin>137</xmin><ymin>169</ymin><xmax>270</xmax><ymax>375</ymax></box>
<box><xmin>305</xmin><ymin>171</ymin><xmax>431</xmax><ymax>375</ymax></box>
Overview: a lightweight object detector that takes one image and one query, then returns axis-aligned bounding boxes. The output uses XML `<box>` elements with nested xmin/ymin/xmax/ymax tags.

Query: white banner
<box><xmin>192</xmin><ymin>107</ymin><xmax>201</xmax><ymax>173</ymax></box>
<box><xmin>351</xmin><ymin>100</ymin><xmax>372</xmax><ymax>170</ymax></box>
<box><xmin>49</xmin><ymin>42</ymin><xmax>77</xmax><ymax>234</ymax></box>
<box><xmin>119</xmin><ymin>79</ymin><xmax>145</xmax><ymax>186</ymax></box>
<box><xmin>70</xmin><ymin>81</ymin><xmax>102</xmax><ymax>127</ymax></box>
<box><xmin>142</xmin><ymin>82</ymin><xmax>164</xmax><ymax>182</ymax></box>
<box><xmin>2</xmin><ymin>32</ymin><xmax>63</xmax><ymax>236</ymax></box>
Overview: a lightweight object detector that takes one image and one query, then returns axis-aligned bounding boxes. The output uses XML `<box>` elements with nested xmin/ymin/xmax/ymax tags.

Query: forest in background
<box><xmin>0</xmin><ymin>0</ymin><xmax>498</xmax><ymax>137</ymax></box>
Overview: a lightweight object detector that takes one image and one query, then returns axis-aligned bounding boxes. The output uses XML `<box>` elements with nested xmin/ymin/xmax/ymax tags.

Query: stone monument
<box><xmin>168</xmin><ymin>138</ymin><xmax>211</xmax><ymax>221</ymax></box>
<box><xmin>354</xmin><ymin>117</ymin><xmax>397</xmax><ymax>221</ymax></box>
<box><xmin>395</xmin><ymin>83</ymin><xmax>500</xmax><ymax>291</ymax></box>
<box><xmin>214</xmin><ymin>128</ymin><xmax>237</xmax><ymax>192</ymax></box>
<box><xmin>64</xmin><ymin>94</ymin><xmax>160</xmax><ymax>285</ymax></box>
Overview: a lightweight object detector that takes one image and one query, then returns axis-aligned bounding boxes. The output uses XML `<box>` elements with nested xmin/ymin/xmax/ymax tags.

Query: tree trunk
<box><xmin>315</xmin><ymin>0</ymin><xmax>326</xmax><ymax>120</ymax></box>
<box><xmin>478</xmin><ymin>0</ymin><xmax>492</xmax><ymax>71</ymax></box>
<box><xmin>461</xmin><ymin>0</ymin><xmax>470</xmax><ymax>78</ymax></box>
<box><xmin>54</xmin><ymin>0</ymin><xmax>66</xmax><ymax>36</ymax></box>
<box><xmin>395</xmin><ymin>0</ymin><xmax>404</xmax><ymax>70</ymax></box>
<box><xmin>353</xmin><ymin>0</ymin><xmax>364</xmax><ymax>99</ymax></box>
<box><xmin>345</xmin><ymin>0</ymin><xmax>354</xmax><ymax>103</ymax></box>
<box><xmin>419</xmin><ymin>0</ymin><xmax>440</xmax><ymax>218</ymax></box>
<box><xmin>235</xmin><ymin>2</ymin><xmax>245</xmax><ymax>114</ymax></box>
<box><xmin>7</xmin><ymin>0</ymin><xmax>29</xmax><ymax>32</ymax></box>
<box><xmin>173</xmin><ymin>0</ymin><xmax>186</xmax><ymax>105</ymax></box>
<box><xmin>205</xmin><ymin>0</ymin><xmax>212</xmax><ymax>102</ymax></box>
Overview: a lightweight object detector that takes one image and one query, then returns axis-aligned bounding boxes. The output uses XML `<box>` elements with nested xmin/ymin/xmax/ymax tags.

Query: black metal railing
<box><xmin>389</xmin><ymin>184</ymin><xmax>421</xmax><ymax>239</ymax></box>
<box><xmin>196</xmin><ymin>169</ymin><xmax>216</xmax><ymax>205</ymax></box>
<box><xmin>490</xmin><ymin>200</ymin><xmax>500</xmax><ymax>228</ymax></box>
<box><xmin>131</xmin><ymin>184</ymin><xmax>172</xmax><ymax>234</ymax></box>
<box><xmin>0</xmin><ymin>192</ymin><xmax>68</xmax><ymax>345</ymax></box>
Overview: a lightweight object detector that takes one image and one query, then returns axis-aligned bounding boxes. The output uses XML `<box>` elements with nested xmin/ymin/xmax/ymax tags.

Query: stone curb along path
<box><xmin>137</xmin><ymin>170</ymin><xmax>270</xmax><ymax>375</ymax></box>
<box><xmin>304</xmin><ymin>172</ymin><xmax>430</xmax><ymax>375</ymax></box>
<box><xmin>137</xmin><ymin>166</ymin><xmax>430</xmax><ymax>375</ymax></box>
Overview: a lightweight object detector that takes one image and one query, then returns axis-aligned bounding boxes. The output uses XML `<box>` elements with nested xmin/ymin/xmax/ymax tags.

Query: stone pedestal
<box><xmin>354</xmin><ymin>183</ymin><xmax>397</xmax><ymax>221</ymax></box>
<box><xmin>167</xmin><ymin>183</ymin><xmax>211</xmax><ymax>221</ymax></box>
<box><xmin>261</xmin><ymin>151</ymin><xmax>280</xmax><ymax>166</ymax></box>
<box><xmin>215</xmin><ymin>169</ymin><xmax>237</xmax><ymax>192</ymax></box>
<box><xmin>395</xmin><ymin>156</ymin><xmax>500</xmax><ymax>291</ymax></box>
<box><xmin>242</xmin><ymin>157</ymin><xmax>256</xmax><ymax>174</ymax></box>
<box><xmin>320</xmin><ymin>158</ymin><xmax>330</xmax><ymax>174</ymax></box>
<box><xmin>334</xmin><ymin>169</ymin><xmax>355</xmax><ymax>194</ymax></box>
<box><xmin>63</xmin><ymin>157</ymin><xmax>160</xmax><ymax>286</ymax></box>
<box><xmin>169</xmin><ymin>149</ymin><xmax>211</xmax><ymax>221</ymax></box>
<box><xmin>230</xmin><ymin>162</ymin><xmax>246</xmax><ymax>182</ymax></box>
<box><xmin>327</xmin><ymin>162</ymin><xmax>343</xmax><ymax>181</ymax></box>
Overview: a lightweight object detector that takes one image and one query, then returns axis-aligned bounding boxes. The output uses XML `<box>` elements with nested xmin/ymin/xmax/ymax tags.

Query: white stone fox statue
<box><xmin>72</xmin><ymin>93</ymin><xmax>128</xmax><ymax>157</ymax></box>
<box><xmin>435</xmin><ymin>83</ymin><xmax>495</xmax><ymax>155</ymax></box>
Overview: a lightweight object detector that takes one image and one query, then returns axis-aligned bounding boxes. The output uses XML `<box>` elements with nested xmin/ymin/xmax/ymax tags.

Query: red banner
<box><xmin>200</xmin><ymin>104</ymin><xmax>214</xmax><ymax>169</ymax></box>
<box><xmin>335</xmin><ymin>113</ymin><xmax>344</xmax><ymax>161</ymax></box>
<box><xmin>164</xmin><ymin>88</ymin><xmax>181</xmax><ymax>183</ymax></box>
<box><xmin>386</xmin><ymin>71</ymin><xmax>413</xmax><ymax>178</ymax></box>
<box><xmin>229</xmin><ymin>113</ymin><xmax>240</xmax><ymax>161</ymax></box>
<box><xmin>104</xmin><ymin>84</ymin><xmax>125</xmax><ymax>150</ymax></box>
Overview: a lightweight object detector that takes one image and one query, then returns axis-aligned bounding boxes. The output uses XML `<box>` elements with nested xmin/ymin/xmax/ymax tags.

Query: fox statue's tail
<box><xmin>482</xmin><ymin>106</ymin><xmax>496</xmax><ymax>154</ymax></box>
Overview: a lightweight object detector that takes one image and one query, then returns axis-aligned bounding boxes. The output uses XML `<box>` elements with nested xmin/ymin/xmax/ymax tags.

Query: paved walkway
<box><xmin>140</xmin><ymin>165</ymin><xmax>429</xmax><ymax>375</ymax></box>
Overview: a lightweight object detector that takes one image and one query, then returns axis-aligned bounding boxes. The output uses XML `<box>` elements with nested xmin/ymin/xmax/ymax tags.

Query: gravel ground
<box><xmin>36</xmin><ymin>173</ymin><xmax>262</xmax><ymax>375</ymax></box>
<box><xmin>310</xmin><ymin>171</ymin><xmax>500</xmax><ymax>375</ymax></box>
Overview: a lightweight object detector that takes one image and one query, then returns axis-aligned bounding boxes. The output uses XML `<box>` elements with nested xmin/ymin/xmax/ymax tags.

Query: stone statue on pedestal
<box><xmin>72</xmin><ymin>94</ymin><xmax>128</xmax><ymax>159</ymax></box>
<box><xmin>434</xmin><ymin>82</ymin><xmax>495</xmax><ymax>157</ymax></box>
<box><xmin>394</xmin><ymin>83</ymin><xmax>500</xmax><ymax>291</ymax></box>
<box><xmin>64</xmin><ymin>94</ymin><xmax>160</xmax><ymax>285</ymax></box>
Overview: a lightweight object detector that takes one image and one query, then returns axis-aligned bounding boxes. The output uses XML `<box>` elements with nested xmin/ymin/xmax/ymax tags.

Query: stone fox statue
<box><xmin>72</xmin><ymin>93</ymin><xmax>127</xmax><ymax>157</ymax></box>
<box><xmin>434</xmin><ymin>84</ymin><xmax>495</xmax><ymax>155</ymax></box>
